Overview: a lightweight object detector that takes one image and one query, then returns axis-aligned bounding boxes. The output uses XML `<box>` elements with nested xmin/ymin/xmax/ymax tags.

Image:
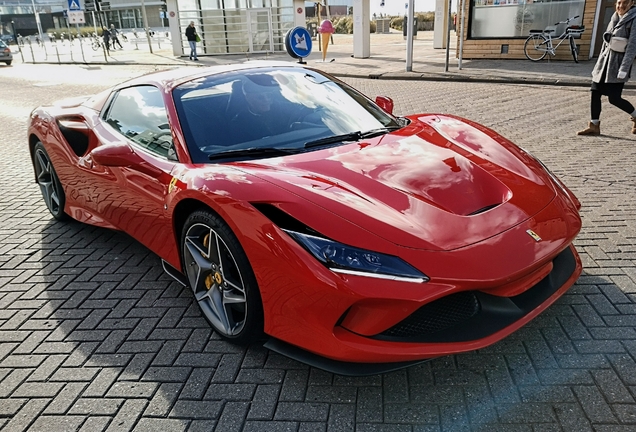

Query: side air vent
<box><xmin>57</xmin><ymin>120</ymin><xmax>89</xmax><ymax>157</ymax></box>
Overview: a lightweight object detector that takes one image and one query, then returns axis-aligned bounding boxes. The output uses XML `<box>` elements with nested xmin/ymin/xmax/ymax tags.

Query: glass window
<box><xmin>121</xmin><ymin>10</ymin><xmax>136</xmax><ymax>29</ymax></box>
<box><xmin>172</xmin><ymin>68</ymin><xmax>401</xmax><ymax>163</ymax></box>
<box><xmin>470</xmin><ymin>0</ymin><xmax>584</xmax><ymax>38</ymax></box>
<box><xmin>104</xmin><ymin>86</ymin><xmax>176</xmax><ymax>160</ymax></box>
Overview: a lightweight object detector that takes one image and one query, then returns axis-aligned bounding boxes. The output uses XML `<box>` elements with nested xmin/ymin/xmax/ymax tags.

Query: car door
<box><xmin>89</xmin><ymin>85</ymin><xmax>178</xmax><ymax>257</ymax></box>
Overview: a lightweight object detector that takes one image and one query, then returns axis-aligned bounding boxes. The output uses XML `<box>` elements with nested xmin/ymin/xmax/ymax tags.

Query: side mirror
<box><xmin>91</xmin><ymin>143</ymin><xmax>162</xmax><ymax>177</ymax></box>
<box><xmin>375</xmin><ymin>96</ymin><xmax>394</xmax><ymax>115</ymax></box>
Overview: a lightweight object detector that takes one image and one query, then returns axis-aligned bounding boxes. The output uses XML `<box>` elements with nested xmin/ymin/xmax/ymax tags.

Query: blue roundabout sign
<box><xmin>285</xmin><ymin>26</ymin><xmax>312</xmax><ymax>63</ymax></box>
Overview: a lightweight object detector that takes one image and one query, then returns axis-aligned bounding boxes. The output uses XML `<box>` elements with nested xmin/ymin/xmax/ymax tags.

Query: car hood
<box><xmin>235</xmin><ymin>114</ymin><xmax>557</xmax><ymax>251</ymax></box>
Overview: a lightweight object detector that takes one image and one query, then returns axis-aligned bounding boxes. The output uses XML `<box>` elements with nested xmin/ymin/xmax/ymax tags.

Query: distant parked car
<box><xmin>0</xmin><ymin>40</ymin><xmax>13</xmax><ymax>65</ymax></box>
<box><xmin>0</xmin><ymin>34</ymin><xmax>15</xmax><ymax>45</ymax></box>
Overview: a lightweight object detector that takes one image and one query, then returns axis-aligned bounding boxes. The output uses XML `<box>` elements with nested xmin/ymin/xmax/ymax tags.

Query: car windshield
<box><xmin>172</xmin><ymin>67</ymin><xmax>401</xmax><ymax>163</ymax></box>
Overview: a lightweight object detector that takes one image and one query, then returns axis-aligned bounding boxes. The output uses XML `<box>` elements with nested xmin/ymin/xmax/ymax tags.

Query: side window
<box><xmin>104</xmin><ymin>85</ymin><xmax>176</xmax><ymax>160</ymax></box>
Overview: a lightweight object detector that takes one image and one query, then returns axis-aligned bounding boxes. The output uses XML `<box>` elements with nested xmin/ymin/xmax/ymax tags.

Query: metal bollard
<box><xmin>54</xmin><ymin>43</ymin><xmax>60</xmax><ymax>64</ymax></box>
<box><xmin>79</xmin><ymin>35</ymin><xmax>86</xmax><ymax>64</ymax></box>
<box><xmin>27</xmin><ymin>40</ymin><xmax>35</xmax><ymax>63</ymax></box>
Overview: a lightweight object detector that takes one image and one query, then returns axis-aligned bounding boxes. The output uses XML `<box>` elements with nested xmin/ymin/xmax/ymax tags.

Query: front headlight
<box><xmin>284</xmin><ymin>230</ymin><xmax>429</xmax><ymax>283</ymax></box>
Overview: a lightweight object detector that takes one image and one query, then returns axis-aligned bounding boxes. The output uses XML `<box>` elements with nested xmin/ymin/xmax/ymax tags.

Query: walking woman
<box><xmin>579</xmin><ymin>0</ymin><xmax>636</xmax><ymax>135</ymax></box>
<box><xmin>185</xmin><ymin>21</ymin><xmax>199</xmax><ymax>61</ymax></box>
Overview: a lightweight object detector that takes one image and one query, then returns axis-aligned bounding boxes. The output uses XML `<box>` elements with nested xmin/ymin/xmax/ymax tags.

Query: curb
<box><xmin>16</xmin><ymin>57</ymin><xmax>635</xmax><ymax>89</ymax></box>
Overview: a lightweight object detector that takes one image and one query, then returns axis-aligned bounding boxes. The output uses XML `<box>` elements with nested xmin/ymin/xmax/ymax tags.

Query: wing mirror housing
<box><xmin>375</xmin><ymin>96</ymin><xmax>394</xmax><ymax>115</ymax></box>
<box><xmin>90</xmin><ymin>143</ymin><xmax>162</xmax><ymax>177</ymax></box>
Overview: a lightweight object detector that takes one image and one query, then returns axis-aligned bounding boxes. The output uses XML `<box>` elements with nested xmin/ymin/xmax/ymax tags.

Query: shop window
<box><xmin>470</xmin><ymin>0</ymin><xmax>584</xmax><ymax>38</ymax></box>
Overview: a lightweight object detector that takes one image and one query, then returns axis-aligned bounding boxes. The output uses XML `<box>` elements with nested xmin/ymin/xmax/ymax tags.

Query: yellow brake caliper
<box><xmin>202</xmin><ymin>233</ymin><xmax>222</xmax><ymax>290</ymax></box>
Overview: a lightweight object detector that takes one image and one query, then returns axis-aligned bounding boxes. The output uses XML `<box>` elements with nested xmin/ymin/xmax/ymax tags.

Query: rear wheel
<box><xmin>524</xmin><ymin>34</ymin><xmax>548</xmax><ymax>61</ymax></box>
<box><xmin>569</xmin><ymin>36</ymin><xmax>579</xmax><ymax>63</ymax></box>
<box><xmin>181</xmin><ymin>210</ymin><xmax>264</xmax><ymax>344</ymax></box>
<box><xmin>33</xmin><ymin>142</ymin><xmax>68</xmax><ymax>221</ymax></box>
<box><xmin>4</xmin><ymin>60</ymin><xmax>11</xmax><ymax>65</ymax></box>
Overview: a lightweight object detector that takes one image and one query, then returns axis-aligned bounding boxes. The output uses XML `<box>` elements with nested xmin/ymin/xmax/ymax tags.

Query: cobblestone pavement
<box><xmin>2</xmin><ymin>64</ymin><xmax>636</xmax><ymax>431</ymax></box>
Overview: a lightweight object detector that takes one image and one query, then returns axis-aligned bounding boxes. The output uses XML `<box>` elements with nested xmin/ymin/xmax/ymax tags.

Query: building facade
<box><xmin>1</xmin><ymin>0</ymin><xmax>615</xmax><ymax>60</ymax></box>
<box><xmin>166</xmin><ymin>0</ymin><xmax>305</xmax><ymax>56</ymax></box>
<box><xmin>458</xmin><ymin>0</ymin><xmax>612</xmax><ymax>60</ymax></box>
<box><xmin>0</xmin><ymin>0</ymin><xmax>166</xmax><ymax>37</ymax></box>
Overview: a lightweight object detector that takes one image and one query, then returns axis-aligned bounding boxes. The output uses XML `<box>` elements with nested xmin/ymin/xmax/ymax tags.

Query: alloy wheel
<box><xmin>183</xmin><ymin>222</ymin><xmax>248</xmax><ymax>337</ymax></box>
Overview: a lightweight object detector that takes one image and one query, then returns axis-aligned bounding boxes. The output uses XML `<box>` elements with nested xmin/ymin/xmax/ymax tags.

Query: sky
<box><xmin>370</xmin><ymin>0</ymin><xmax>437</xmax><ymax>17</ymax></box>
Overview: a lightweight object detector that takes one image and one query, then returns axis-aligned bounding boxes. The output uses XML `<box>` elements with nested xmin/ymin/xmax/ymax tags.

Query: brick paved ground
<box><xmin>2</xmin><ymin>64</ymin><xmax>636</xmax><ymax>431</ymax></box>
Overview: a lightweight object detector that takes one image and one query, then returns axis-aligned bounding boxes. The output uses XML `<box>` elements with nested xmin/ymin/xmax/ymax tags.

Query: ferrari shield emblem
<box><xmin>526</xmin><ymin>229</ymin><xmax>541</xmax><ymax>242</ymax></box>
<box><xmin>168</xmin><ymin>176</ymin><xmax>178</xmax><ymax>193</ymax></box>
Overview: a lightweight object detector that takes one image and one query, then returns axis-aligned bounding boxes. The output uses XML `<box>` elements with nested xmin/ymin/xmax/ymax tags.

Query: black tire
<box><xmin>91</xmin><ymin>42</ymin><xmax>100</xmax><ymax>51</ymax></box>
<box><xmin>524</xmin><ymin>34</ymin><xmax>548</xmax><ymax>61</ymax></box>
<box><xmin>5</xmin><ymin>60</ymin><xmax>11</xmax><ymax>66</ymax></box>
<box><xmin>569</xmin><ymin>37</ymin><xmax>579</xmax><ymax>63</ymax></box>
<box><xmin>181</xmin><ymin>210</ymin><xmax>264</xmax><ymax>344</ymax></box>
<box><xmin>32</xmin><ymin>142</ymin><xmax>69</xmax><ymax>221</ymax></box>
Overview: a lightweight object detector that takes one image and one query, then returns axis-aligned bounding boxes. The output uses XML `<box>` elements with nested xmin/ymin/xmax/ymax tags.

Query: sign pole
<box><xmin>444</xmin><ymin>0</ymin><xmax>451</xmax><ymax>72</ymax></box>
<box><xmin>92</xmin><ymin>11</ymin><xmax>97</xmax><ymax>34</ymax></box>
<box><xmin>458</xmin><ymin>0</ymin><xmax>465</xmax><ymax>69</ymax></box>
<box><xmin>406</xmin><ymin>0</ymin><xmax>414</xmax><ymax>71</ymax></box>
<box><xmin>77</xmin><ymin>23</ymin><xmax>86</xmax><ymax>63</ymax></box>
<box><xmin>140</xmin><ymin>0</ymin><xmax>153</xmax><ymax>54</ymax></box>
<box><xmin>67</xmin><ymin>17</ymin><xmax>74</xmax><ymax>62</ymax></box>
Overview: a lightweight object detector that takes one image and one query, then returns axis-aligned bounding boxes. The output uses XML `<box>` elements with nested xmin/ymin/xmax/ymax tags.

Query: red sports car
<box><xmin>28</xmin><ymin>63</ymin><xmax>582</xmax><ymax>375</ymax></box>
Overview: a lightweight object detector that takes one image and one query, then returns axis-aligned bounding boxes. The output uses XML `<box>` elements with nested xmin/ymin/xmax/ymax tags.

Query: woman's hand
<box><xmin>618</xmin><ymin>71</ymin><xmax>628</xmax><ymax>79</ymax></box>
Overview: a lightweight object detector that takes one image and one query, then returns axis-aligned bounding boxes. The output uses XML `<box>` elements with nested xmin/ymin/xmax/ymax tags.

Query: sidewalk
<box><xmin>9</xmin><ymin>30</ymin><xmax>600</xmax><ymax>87</ymax></box>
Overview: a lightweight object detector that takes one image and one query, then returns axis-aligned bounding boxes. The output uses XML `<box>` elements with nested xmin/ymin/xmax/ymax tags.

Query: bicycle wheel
<box><xmin>569</xmin><ymin>36</ymin><xmax>579</xmax><ymax>63</ymax></box>
<box><xmin>91</xmin><ymin>41</ymin><xmax>100</xmax><ymax>51</ymax></box>
<box><xmin>524</xmin><ymin>34</ymin><xmax>548</xmax><ymax>61</ymax></box>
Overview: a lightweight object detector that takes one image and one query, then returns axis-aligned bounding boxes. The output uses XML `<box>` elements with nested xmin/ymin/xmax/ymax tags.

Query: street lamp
<box><xmin>10</xmin><ymin>20</ymin><xmax>17</xmax><ymax>43</ymax></box>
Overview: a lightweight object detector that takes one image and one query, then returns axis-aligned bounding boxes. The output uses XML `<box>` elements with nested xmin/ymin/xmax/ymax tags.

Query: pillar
<box><xmin>433</xmin><ymin>0</ymin><xmax>449</xmax><ymax>49</ymax></box>
<box><xmin>352</xmin><ymin>0</ymin><xmax>370</xmax><ymax>58</ymax></box>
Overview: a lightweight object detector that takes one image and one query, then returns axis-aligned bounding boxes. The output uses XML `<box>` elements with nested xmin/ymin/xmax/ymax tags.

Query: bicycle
<box><xmin>523</xmin><ymin>15</ymin><xmax>585</xmax><ymax>63</ymax></box>
<box><xmin>91</xmin><ymin>33</ymin><xmax>102</xmax><ymax>51</ymax></box>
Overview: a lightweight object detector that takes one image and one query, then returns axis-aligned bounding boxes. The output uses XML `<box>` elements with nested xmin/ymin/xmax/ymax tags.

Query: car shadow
<box><xmin>6</xmin><ymin>214</ymin><xmax>629</xmax><ymax>430</ymax></box>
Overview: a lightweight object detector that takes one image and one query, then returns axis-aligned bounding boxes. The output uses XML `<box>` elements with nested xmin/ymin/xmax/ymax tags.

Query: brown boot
<box><xmin>577</xmin><ymin>121</ymin><xmax>600</xmax><ymax>136</ymax></box>
<box><xmin>631</xmin><ymin>117</ymin><xmax>636</xmax><ymax>134</ymax></box>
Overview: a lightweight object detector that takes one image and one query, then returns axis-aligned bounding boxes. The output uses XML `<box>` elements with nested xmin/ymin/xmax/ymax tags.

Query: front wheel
<box><xmin>91</xmin><ymin>41</ymin><xmax>100</xmax><ymax>51</ymax></box>
<box><xmin>181</xmin><ymin>210</ymin><xmax>264</xmax><ymax>344</ymax></box>
<box><xmin>4</xmin><ymin>60</ymin><xmax>10</xmax><ymax>66</ymax></box>
<box><xmin>569</xmin><ymin>37</ymin><xmax>579</xmax><ymax>63</ymax></box>
<box><xmin>32</xmin><ymin>142</ymin><xmax>68</xmax><ymax>221</ymax></box>
<box><xmin>524</xmin><ymin>34</ymin><xmax>548</xmax><ymax>61</ymax></box>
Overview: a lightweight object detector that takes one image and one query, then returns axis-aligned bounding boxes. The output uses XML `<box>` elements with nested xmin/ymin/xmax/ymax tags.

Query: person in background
<box><xmin>101</xmin><ymin>26</ymin><xmax>111</xmax><ymax>53</ymax></box>
<box><xmin>185</xmin><ymin>21</ymin><xmax>199</xmax><ymax>61</ymax></box>
<box><xmin>110</xmin><ymin>24</ymin><xmax>123</xmax><ymax>49</ymax></box>
<box><xmin>578</xmin><ymin>0</ymin><xmax>636</xmax><ymax>135</ymax></box>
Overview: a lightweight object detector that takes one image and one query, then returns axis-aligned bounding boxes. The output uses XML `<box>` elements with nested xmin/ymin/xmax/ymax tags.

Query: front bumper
<box><xmin>265</xmin><ymin>244</ymin><xmax>581</xmax><ymax>374</ymax></box>
<box><xmin>373</xmin><ymin>245</ymin><xmax>577</xmax><ymax>344</ymax></box>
